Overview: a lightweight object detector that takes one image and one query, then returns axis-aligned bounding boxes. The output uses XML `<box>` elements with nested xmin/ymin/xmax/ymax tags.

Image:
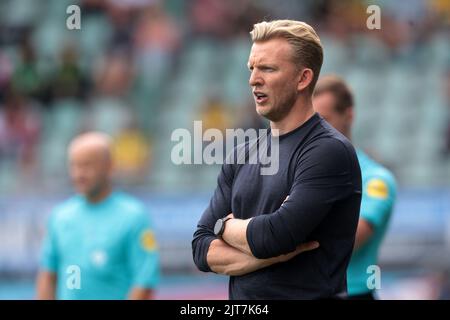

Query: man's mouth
<box><xmin>254</xmin><ymin>91</ymin><xmax>268</xmax><ymax>104</ymax></box>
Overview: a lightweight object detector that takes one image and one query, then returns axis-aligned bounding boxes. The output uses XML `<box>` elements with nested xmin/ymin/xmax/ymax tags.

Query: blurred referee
<box><xmin>36</xmin><ymin>132</ymin><xmax>160</xmax><ymax>300</ymax></box>
<box><xmin>313</xmin><ymin>75</ymin><xmax>397</xmax><ymax>300</ymax></box>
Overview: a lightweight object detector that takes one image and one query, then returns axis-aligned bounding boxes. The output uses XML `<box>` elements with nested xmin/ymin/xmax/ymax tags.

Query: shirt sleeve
<box><xmin>192</xmin><ymin>162</ymin><xmax>234</xmax><ymax>272</ymax></box>
<box><xmin>127</xmin><ymin>210</ymin><xmax>160</xmax><ymax>289</ymax></box>
<box><xmin>360</xmin><ymin>172</ymin><xmax>396</xmax><ymax>229</ymax></box>
<box><xmin>40</xmin><ymin>212</ymin><xmax>59</xmax><ymax>273</ymax></box>
<box><xmin>247</xmin><ymin>138</ymin><xmax>361</xmax><ymax>259</ymax></box>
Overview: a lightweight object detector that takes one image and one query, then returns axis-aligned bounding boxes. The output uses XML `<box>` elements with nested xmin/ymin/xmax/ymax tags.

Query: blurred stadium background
<box><xmin>0</xmin><ymin>0</ymin><xmax>449</xmax><ymax>299</ymax></box>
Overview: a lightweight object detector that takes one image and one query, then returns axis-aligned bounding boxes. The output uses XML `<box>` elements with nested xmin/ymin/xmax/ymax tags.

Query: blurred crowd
<box><xmin>0</xmin><ymin>0</ymin><xmax>449</xmax><ymax>193</ymax></box>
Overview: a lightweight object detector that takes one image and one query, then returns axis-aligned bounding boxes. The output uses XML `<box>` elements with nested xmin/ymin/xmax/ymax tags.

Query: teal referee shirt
<box><xmin>347</xmin><ymin>150</ymin><xmax>397</xmax><ymax>296</ymax></box>
<box><xmin>40</xmin><ymin>191</ymin><xmax>160</xmax><ymax>299</ymax></box>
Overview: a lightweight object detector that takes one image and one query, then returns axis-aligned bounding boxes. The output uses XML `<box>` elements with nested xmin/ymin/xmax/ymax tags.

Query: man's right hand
<box><xmin>272</xmin><ymin>241</ymin><xmax>320</xmax><ymax>263</ymax></box>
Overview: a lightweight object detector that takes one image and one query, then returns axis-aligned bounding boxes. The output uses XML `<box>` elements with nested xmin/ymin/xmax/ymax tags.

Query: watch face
<box><xmin>214</xmin><ymin>219</ymin><xmax>223</xmax><ymax>236</ymax></box>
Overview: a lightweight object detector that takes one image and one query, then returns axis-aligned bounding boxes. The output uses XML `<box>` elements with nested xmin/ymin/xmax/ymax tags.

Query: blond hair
<box><xmin>250</xmin><ymin>20</ymin><xmax>323</xmax><ymax>93</ymax></box>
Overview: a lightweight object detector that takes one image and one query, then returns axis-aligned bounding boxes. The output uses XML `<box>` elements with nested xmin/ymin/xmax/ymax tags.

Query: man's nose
<box><xmin>71</xmin><ymin>168</ymin><xmax>84</xmax><ymax>179</ymax></box>
<box><xmin>249</xmin><ymin>70</ymin><xmax>263</xmax><ymax>87</ymax></box>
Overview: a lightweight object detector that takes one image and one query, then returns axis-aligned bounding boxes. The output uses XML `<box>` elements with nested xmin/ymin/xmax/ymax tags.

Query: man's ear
<box><xmin>346</xmin><ymin>106</ymin><xmax>354</xmax><ymax>123</ymax></box>
<box><xmin>297</xmin><ymin>68</ymin><xmax>314</xmax><ymax>92</ymax></box>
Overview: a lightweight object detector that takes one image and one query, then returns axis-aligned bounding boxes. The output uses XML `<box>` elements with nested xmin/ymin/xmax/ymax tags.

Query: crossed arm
<box><xmin>207</xmin><ymin>237</ymin><xmax>319</xmax><ymax>276</ymax></box>
<box><xmin>211</xmin><ymin>210</ymin><xmax>372</xmax><ymax>276</ymax></box>
<box><xmin>221</xmin><ymin>214</ymin><xmax>253</xmax><ymax>255</ymax></box>
<box><xmin>194</xmin><ymin>172</ymin><xmax>327</xmax><ymax>275</ymax></box>
<box><xmin>206</xmin><ymin>210</ymin><xmax>319</xmax><ymax>276</ymax></box>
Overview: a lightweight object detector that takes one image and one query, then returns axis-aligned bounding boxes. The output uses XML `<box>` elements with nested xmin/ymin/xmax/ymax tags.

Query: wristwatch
<box><xmin>214</xmin><ymin>217</ymin><xmax>232</xmax><ymax>237</ymax></box>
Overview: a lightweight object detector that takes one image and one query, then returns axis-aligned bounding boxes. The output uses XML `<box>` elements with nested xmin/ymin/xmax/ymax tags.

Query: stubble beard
<box><xmin>257</xmin><ymin>90</ymin><xmax>298</xmax><ymax>122</ymax></box>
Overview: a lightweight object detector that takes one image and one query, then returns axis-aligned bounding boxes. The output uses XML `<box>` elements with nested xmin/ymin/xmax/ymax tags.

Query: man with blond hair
<box><xmin>192</xmin><ymin>20</ymin><xmax>362</xmax><ymax>299</ymax></box>
<box><xmin>36</xmin><ymin>132</ymin><xmax>160</xmax><ymax>300</ymax></box>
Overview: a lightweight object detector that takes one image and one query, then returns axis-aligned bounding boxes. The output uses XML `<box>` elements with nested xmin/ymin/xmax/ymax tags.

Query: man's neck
<box><xmin>346</xmin><ymin>133</ymin><xmax>353</xmax><ymax>142</ymax></box>
<box><xmin>270</xmin><ymin>97</ymin><xmax>315</xmax><ymax>136</ymax></box>
<box><xmin>86</xmin><ymin>185</ymin><xmax>112</xmax><ymax>204</ymax></box>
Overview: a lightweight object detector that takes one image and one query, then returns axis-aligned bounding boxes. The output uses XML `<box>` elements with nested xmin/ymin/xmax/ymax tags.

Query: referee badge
<box><xmin>141</xmin><ymin>230</ymin><xmax>157</xmax><ymax>251</ymax></box>
<box><xmin>366</xmin><ymin>178</ymin><xmax>389</xmax><ymax>199</ymax></box>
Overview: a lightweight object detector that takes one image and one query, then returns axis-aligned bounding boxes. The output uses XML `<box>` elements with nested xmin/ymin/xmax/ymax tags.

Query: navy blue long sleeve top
<box><xmin>192</xmin><ymin>113</ymin><xmax>362</xmax><ymax>299</ymax></box>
